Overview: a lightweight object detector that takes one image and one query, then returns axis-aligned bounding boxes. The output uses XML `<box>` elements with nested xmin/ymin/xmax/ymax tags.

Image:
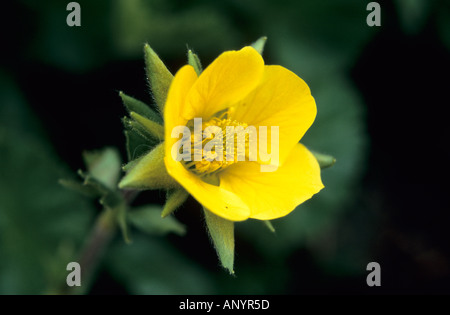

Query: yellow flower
<box><xmin>162</xmin><ymin>46</ymin><xmax>324</xmax><ymax>221</ymax></box>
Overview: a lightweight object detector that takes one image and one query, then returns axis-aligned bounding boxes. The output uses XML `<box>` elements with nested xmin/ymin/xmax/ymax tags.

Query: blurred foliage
<box><xmin>0</xmin><ymin>73</ymin><xmax>94</xmax><ymax>294</ymax></box>
<box><xmin>1</xmin><ymin>0</ymin><xmax>449</xmax><ymax>294</ymax></box>
<box><xmin>111</xmin><ymin>0</ymin><xmax>241</xmax><ymax>59</ymax></box>
<box><xmin>106</xmin><ymin>234</ymin><xmax>217</xmax><ymax>294</ymax></box>
<box><xmin>394</xmin><ymin>0</ymin><xmax>433</xmax><ymax>34</ymax></box>
<box><xmin>128</xmin><ymin>205</ymin><xmax>186</xmax><ymax>237</ymax></box>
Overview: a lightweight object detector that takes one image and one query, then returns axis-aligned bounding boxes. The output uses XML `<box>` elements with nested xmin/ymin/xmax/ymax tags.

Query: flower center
<box><xmin>181</xmin><ymin>114</ymin><xmax>251</xmax><ymax>177</ymax></box>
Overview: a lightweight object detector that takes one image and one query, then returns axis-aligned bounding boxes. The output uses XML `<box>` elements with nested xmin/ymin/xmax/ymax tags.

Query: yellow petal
<box><xmin>231</xmin><ymin>65</ymin><xmax>317</xmax><ymax>165</ymax></box>
<box><xmin>164</xmin><ymin>157</ymin><xmax>250</xmax><ymax>221</ymax></box>
<box><xmin>184</xmin><ymin>46</ymin><xmax>264</xmax><ymax>121</ymax></box>
<box><xmin>164</xmin><ymin>65</ymin><xmax>198</xmax><ymax>137</ymax></box>
<box><xmin>219</xmin><ymin>143</ymin><xmax>324</xmax><ymax>220</ymax></box>
<box><xmin>164</xmin><ymin>64</ymin><xmax>250</xmax><ymax>221</ymax></box>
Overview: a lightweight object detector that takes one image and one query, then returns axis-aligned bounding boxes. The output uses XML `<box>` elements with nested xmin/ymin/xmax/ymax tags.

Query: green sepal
<box><xmin>263</xmin><ymin>220</ymin><xmax>276</xmax><ymax>233</ymax></box>
<box><xmin>123</xmin><ymin>116</ymin><xmax>157</xmax><ymax>143</ymax></box>
<box><xmin>118</xmin><ymin>143</ymin><xmax>179</xmax><ymax>190</ymax></box>
<box><xmin>203</xmin><ymin>208</ymin><xmax>235</xmax><ymax>275</ymax></box>
<box><xmin>161</xmin><ymin>188</ymin><xmax>189</xmax><ymax>218</ymax></box>
<box><xmin>123</xmin><ymin>113</ymin><xmax>163</xmax><ymax>142</ymax></box>
<box><xmin>130</xmin><ymin>112</ymin><xmax>164</xmax><ymax>141</ymax></box>
<box><xmin>120</xmin><ymin>91</ymin><xmax>164</xmax><ymax>160</ymax></box>
<box><xmin>251</xmin><ymin>36</ymin><xmax>268</xmax><ymax>55</ymax></box>
<box><xmin>187</xmin><ymin>49</ymin><xmax>203</xmax><ymax>75</ymax></box>
<box><xmin>122</xmin><ymin>154</ymin><xmax>144</xmax><ymax>172</ymax></box>
<box><xmin>311</xmin><ymin>151</ymin><xmax>336</xmax><ymax>169</ymax></box>
<box><xmin>128</xmin><ymin>205</ymin><xmax>186</xmax><ymax>236</ymax></box>
<box><xmin>144</xmin><ymin>43</ymin><xmax>174</xmax><ymax>114</ymax></box>
<box><xmin>119</xmin><ymin>91</ymin><xmax>163</xmax><ymax>124</ymax></box>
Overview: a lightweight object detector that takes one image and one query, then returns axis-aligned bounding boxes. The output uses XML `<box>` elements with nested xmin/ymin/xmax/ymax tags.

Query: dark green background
<box><xmin>1</xmin><ymin>0</ymin><xmax>449</xmax><ymax>294</ymax></box>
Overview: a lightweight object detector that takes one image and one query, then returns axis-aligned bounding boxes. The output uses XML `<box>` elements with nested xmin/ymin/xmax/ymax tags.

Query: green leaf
<box><xmin>187</xmin><ymin>49</ymin><xmax>203</xmax><ymax>75</ymax></box>
<box><xmin>75</xmin><ymin>166</ymin><xmax>130</xmax><ymax>243</ymax></box>
<box><xmin>203</xmin><ymin>208</ymin><xmax>235</xmax><ymax>275</ymax></box>
<box><xmin>128</xmin><ymin>205</ymin><xmax>186</xmax><ymax>236</ymax></box>
<box><xmin>58</xmin><ymin>178</ymin><xmax>100</xmax><ymax>198</ymax></box>
<box><xmin>77</xmin><ymin>170</ymin><xmax>112</xmax><ymax>198</ymax></box>
<box><xmin>61</xmin><ymin>156</ymin><xmax>124</xmax><ymax>209</ymax></box>
<box><xmin>65</xmin><ymin>151</ymin><xmax>130</xmax><ymax>244</ymax></box>
<box><xmin>119</xmin><ymin>91</ymin><xmax>162</xmax><ymax>124</ymax></box>
<box><xmin>310</xmin><ymin>150</ymin><xmax>336</xmax><ymax>169</ymax></box>
<box><xmin>82</xmin><ymin>147</ymin><xmax>122</xmax><ymax>190</ymax></box>
<box><xmin>77</xmin><ymin>170</ymin><xmax>124</xmax><ymax>209</ymax></box>
<box><xmin>144</xmin><ymin>43</ymin><xmax>174</xmax><ymax>114</ymax></box>
<box><xmin>251</xmin><ymin>36</ymin><xmax>267</xmax><ymax>55</ymax></box>
<box><xmin>161</xmin><ymin>188</ymin><xmax>189</xmax><ymax>218</ymax></box>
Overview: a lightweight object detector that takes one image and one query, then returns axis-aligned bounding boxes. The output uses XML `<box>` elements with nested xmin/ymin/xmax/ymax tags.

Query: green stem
<box><xmin>54</xmin><ymin>209</ymin><xmax>115</xmax><ymax>295</ymax></box>
<box><xmin>76</xmin><ymin>209</ymin><xmax>116</xmax><ymax>294</ymax></box>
